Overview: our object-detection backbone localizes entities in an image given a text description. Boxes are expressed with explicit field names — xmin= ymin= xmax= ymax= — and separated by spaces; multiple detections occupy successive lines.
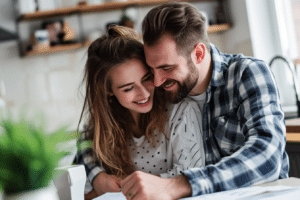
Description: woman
xmin=75 ymin=25 xmax=205 ymax=199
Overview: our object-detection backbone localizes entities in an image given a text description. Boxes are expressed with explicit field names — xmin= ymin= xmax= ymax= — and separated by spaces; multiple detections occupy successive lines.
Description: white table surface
xmin=180 ymin=177 xmax=300 ymax=200
xmin=92 ymin=178 xmax=300 ymax=200
xmin=254 ymin=177 xmax=300 ymax=187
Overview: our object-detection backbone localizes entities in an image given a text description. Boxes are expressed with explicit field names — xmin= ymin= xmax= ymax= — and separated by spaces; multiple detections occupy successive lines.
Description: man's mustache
xmin=159 ymin=79 xmax=179 ymax=89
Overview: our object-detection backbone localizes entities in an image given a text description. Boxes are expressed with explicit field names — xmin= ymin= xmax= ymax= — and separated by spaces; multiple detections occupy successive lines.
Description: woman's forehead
xmin=110 ymin=59 xmax=149 ymax=86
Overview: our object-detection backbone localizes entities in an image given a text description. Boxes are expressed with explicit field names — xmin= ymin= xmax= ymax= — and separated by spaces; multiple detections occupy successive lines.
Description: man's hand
xmin=84 ymin=190 xmax=98 ymax=200
xmin=93 ymin=172 xmax=121 ymax=196
xmin=120 ymin=171 xmax=192 ymax=200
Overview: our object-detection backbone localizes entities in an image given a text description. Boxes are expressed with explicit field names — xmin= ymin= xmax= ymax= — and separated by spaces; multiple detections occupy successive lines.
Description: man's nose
xmin=153 ymin=70 xmax=165 ymax=87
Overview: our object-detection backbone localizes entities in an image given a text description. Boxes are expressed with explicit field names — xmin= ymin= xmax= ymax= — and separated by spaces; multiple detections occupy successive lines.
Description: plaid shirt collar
xmin=209 ymin=43 xmax=229 ymax=88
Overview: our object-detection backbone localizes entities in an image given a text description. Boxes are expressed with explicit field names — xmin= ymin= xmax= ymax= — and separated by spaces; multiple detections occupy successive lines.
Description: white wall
xmin=0 ymin=0 xmax=253 ymax=131
xmin=222 ymin=0 xmax=253 ymax=56
xmin=0 ymin=40 xmax=87 ymax=132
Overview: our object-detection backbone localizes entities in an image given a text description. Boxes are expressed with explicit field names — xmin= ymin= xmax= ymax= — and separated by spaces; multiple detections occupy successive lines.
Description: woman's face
xmin=109 ymin=58 xmax=155 ymax=119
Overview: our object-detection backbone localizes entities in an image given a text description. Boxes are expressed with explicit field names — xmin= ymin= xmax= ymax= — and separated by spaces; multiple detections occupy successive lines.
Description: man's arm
xmin=183 ymin=59 xmax=289 ymax=196
xmin=85 ymin=190 xmax=98 ymax=200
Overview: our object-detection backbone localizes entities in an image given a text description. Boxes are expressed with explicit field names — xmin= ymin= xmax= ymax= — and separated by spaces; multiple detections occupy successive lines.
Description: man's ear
xmin=193 ymin=43 xmax=206 ymax=63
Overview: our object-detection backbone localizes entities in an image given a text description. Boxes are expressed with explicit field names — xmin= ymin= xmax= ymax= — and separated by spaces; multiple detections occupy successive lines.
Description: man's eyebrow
xmin=118 ymin=72 xmax=151 ymax=89
xmin=142 ymin=72 xmax=152 ymax=79
xmin=156 ymin=64 xmax=175 ymax=69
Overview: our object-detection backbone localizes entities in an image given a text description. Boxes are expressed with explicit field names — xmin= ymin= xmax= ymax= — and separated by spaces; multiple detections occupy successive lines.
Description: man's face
xmin=144 ymin=34 xmax=199 ymax=103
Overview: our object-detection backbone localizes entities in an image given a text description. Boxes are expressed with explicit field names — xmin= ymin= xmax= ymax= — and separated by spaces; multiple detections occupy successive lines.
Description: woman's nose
xmin=137 ymin=84 xmax=151 ymax=98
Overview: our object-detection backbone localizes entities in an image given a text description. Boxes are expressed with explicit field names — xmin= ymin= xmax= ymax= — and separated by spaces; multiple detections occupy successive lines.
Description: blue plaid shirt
xmin=182 ymin=44 xmax=289 ymax=196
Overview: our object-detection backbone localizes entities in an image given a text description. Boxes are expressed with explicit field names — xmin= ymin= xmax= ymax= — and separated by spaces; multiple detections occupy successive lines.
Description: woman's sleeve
xmin=160 ymin=101 xmax=205 ymax=178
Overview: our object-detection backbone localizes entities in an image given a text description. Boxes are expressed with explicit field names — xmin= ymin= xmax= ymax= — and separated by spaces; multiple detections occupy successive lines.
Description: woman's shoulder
xmin=167 ymin=97 xmax=200 ymax=123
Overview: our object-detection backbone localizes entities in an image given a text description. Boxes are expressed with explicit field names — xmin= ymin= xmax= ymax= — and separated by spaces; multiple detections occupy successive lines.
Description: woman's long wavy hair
xmin=78 ymin=26 xmax=167 ymax=178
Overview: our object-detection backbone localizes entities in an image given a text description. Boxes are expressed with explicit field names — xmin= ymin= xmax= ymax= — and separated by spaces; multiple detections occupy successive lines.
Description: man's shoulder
xmin=225 ymin=54 xmax=267 ymax=70
xmin=218 ymin=53 xmax=270 ymax=82
xmin=211 ymin=44 xmax=264 ymax=66
xmin=211 ymin=44 xmax=269 ymax=79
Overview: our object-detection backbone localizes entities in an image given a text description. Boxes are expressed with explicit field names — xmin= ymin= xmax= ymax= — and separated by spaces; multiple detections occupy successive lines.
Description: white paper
xmin=92 ymin=192 xmax=126 ymax=200
xmin=180 ymin=185 xmax=300 ymax=200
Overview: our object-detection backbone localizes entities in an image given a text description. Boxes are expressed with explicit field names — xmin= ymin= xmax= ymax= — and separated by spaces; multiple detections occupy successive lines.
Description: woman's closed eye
xmin=124 ymin=86 xmax=134 ymax=92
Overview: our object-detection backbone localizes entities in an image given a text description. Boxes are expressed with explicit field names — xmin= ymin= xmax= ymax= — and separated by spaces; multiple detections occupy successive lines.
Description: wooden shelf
xmin=79 ymin=0 xmax=213 ymax=14
xmin=22 ymin=21 xmax=230 ymax=57
xmin=17 ymin=6 xmax=79 ymax=21
xmin=207 ymin=23 xmax=231 ymax=33
xmin=17 ymin=0 xmax=230 ymax=57
xmin=22 ymin=22 xmax=230 ymax=57
xmin=24 ymin=43 xmax=83 ymax=57
xmin=18 ymin=0 xmax=216 ymax=21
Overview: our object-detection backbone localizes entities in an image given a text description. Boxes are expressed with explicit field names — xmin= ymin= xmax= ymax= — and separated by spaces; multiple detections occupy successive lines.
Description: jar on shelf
xmin=33 ymin=30 xmax=50 ymax=51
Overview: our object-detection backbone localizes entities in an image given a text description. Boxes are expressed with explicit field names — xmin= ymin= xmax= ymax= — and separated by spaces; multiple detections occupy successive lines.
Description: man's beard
xmin=162 ymin=59 xmax=199 ymax=104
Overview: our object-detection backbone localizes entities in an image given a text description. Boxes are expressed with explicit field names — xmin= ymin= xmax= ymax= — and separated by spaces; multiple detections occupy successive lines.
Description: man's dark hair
xmin=142 ymin=2 xmax=210 ymax=56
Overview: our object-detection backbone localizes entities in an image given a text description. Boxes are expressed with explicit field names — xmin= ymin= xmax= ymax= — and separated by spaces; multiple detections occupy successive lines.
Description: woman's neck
xmin=130 ymin=110 xmax=141 ymax=126
xmin=131 ymin=124 xmax=144 ymax=138
xmin=129 ymin=111 xmax=145 ymax=138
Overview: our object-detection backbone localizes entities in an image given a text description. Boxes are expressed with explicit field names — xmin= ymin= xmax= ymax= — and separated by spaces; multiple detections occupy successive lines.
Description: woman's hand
xmin=120 ymin=171 xmax=192 ymax=200
xmin=92 ymin=172 xmax=121 ymax=196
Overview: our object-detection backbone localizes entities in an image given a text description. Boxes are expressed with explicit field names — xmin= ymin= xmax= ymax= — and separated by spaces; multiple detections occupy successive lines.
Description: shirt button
xmin=206 ymin=137 xmax=208 ymax=141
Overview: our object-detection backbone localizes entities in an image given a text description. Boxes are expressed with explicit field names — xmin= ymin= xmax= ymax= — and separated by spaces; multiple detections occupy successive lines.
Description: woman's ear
xmin=193 ymin=43 xmax=206 ymax=64
xmin=108 ymin=92 xmax=114 ymax=97
xmin=108 ymin=92 xmax=114 ymax=103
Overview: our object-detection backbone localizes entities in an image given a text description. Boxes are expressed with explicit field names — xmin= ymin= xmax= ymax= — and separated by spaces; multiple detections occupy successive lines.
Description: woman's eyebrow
xmin=118 ymin=82 xmax=134 ymax=89
xmin=118 ymin=72 xmax=151 ymax=89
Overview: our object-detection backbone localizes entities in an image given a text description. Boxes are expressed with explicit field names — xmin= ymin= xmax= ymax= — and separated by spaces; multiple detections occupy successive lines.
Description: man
xmin=120 ymin=2 xmax=289 ymax=200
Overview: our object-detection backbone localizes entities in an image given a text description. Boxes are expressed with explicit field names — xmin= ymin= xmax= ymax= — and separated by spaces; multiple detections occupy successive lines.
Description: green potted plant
xmin=0 ymin=116 xmax=78 ymax=200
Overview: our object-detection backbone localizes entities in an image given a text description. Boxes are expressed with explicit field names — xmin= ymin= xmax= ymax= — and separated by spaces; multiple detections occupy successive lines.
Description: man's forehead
xmin=144 ymin=44 xmax=178 ymax=68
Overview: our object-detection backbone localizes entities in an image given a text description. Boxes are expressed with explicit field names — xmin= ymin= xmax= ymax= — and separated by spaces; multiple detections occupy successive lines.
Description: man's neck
xmin=189 ymin=54 xmax=213 ymax=96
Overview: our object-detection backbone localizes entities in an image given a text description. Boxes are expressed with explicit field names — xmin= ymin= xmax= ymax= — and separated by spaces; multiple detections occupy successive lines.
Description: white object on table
xmin=93 ymin=192 xmax=126 ymax=200
xmin=181 ymin=177 xmax=300 ymax=200
xmin=53 ymin=165 xmax=86 ymax=200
